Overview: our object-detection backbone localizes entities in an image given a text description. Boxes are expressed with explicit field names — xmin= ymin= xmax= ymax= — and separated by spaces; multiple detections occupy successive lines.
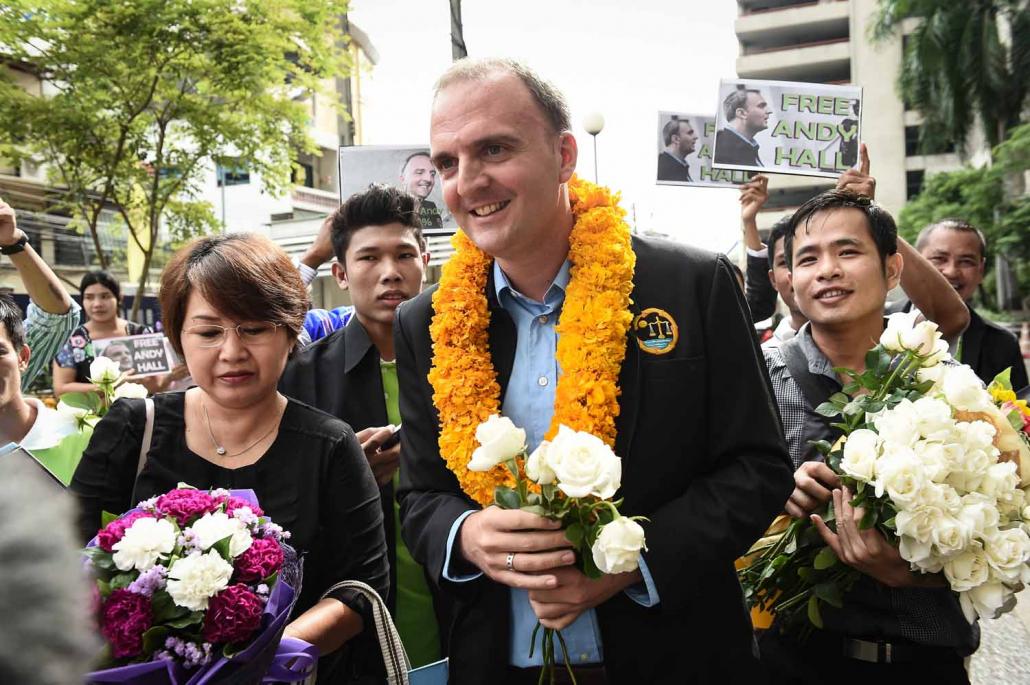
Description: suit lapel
xmin=615 ymin=299 xmax=642 ymax=461
xmin=486 ymin=267 xmax=517 ymax=402
xmin=962 ymin=308 xmax=985 ymax=369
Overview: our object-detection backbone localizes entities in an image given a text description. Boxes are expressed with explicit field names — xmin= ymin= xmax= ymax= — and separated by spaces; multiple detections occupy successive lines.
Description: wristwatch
xmin=0 ymin=232 xmax=28 ymax=256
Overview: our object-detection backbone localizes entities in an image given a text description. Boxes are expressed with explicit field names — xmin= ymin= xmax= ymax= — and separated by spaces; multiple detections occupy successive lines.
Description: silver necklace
xmin=201 ymin=398 xmax=282 ymax=457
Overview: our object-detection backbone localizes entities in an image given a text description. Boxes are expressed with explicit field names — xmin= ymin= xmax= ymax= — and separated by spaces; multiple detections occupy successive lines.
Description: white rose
xmin=901 ymin=319 xmax=942 ymax=357
xmin=56 ymin=400 xmax=89 ymax=419
xmin=89 ymin=356 xmax=122 ymax=384
xmin=911 ymin=397 xmax=954 ymax=442
xmin=930 ymin=514 xmax=972 ymax=557
xmin=982 ymin=527 xmax=1030 ymax=584
xmin=945 ymin=446 xmax=993 ymax=494
xmin=959 ymin=420 xmax=998 ymax=454
xmin=871 ymin=401 xmax=919 ymax=448
xmin=188 ymin=511 xmax=253 ymax=557
xmin=922 ymin=338 xmax=951 ymax=367
xmin=112 ymin=517 xmax=177 ymax=572
xmin=913 ymin=441 xmax=951 ymax=483
xmin=959 ymin=582 xmax=1012 ymax=622
xmin=468 ymin=415 xmax=526 ymax=472
xmin=591 ymin=517 xmax=647 ymax=574
xmin=978 ymin=461 xmax=1020 ymax=500
xmin=941 ymin=365 xmax=991 ymax=412
xmin=879 ymin=310 xmax=920 ymax=353
xmin=841 ymin=429 xmax=879 ymax=482
xmin=166 ymin=549 xmax=234 ymax=611
xmin=959 ymin=493 xmax=1002 ymax=538
xmin=874 ymin=445 xmax=926 ymax=508
xmin=917 ymin=364 xmax=947 ymax=391
xmin=114 ymin=382 xmax=149 ymax=400
xmin=525 ymin=441 xmax=556 ymax=485
xmin=943 ymin=543 xmax=991 ymax=592
xmin=547 ymin=425 xmax=622 ymax=499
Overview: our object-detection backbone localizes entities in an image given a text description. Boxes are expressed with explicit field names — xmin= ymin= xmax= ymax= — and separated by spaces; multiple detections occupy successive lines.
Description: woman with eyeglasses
xmin=71 ymin=233 xmax=389 ymax=682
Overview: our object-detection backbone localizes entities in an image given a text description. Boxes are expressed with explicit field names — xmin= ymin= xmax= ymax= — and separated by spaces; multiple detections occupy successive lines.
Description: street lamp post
xmin=582 ymin=112 xmax=605 ymax=184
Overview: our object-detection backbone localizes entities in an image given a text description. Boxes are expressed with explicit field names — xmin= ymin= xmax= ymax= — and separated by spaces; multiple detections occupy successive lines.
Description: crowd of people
xmin=0 ymin=57 xmax=1027 ymax=685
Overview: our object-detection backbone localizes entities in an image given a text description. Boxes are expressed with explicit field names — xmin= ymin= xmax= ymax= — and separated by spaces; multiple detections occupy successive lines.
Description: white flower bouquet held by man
xmin=83 ymin=487 xmax=315 ymax=684
xmin=740 ymin=314 xmax=1030 ymax=633
xmin=469 ymin=416 xmax=647 ymax=683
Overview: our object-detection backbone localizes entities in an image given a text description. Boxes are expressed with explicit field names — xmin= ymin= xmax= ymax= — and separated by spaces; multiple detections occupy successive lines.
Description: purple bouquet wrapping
xmin=84 ymin=488 xmax=318 ymax=684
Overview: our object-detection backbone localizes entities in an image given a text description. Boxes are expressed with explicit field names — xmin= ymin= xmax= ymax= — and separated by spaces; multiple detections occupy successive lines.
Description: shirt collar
xmin=795 ymin=322 xmax=839 ymax=381
xmin=21 ymin=398 xmax=78 ymax=451
xmin=493 ymin=259 xmax=572 ymax=309
xmin=661 ymin=150 xmax=689 ymax=167
xmin=725 ymin=126 xmax=759 ymax=148
xmin=343 ymin=314 xmax=378 ymax=375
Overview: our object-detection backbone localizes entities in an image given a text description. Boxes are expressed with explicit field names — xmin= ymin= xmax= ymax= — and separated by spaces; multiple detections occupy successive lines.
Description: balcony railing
xmin=743 ymin=35 xmax=849 ymax=55
xmin=291 ymin=185 xmax=340 ymax=212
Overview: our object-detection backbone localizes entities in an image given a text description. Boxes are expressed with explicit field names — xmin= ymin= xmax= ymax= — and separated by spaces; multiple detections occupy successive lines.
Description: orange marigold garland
xmin=429 ymin=176 xmax=636 ymax=507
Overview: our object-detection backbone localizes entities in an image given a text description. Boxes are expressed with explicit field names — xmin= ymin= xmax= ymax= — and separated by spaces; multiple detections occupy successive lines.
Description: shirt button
xmin=537 ymin=376 xmax=548 ymax=387
xmin=538 ymin=315 xmax=548 ymax=324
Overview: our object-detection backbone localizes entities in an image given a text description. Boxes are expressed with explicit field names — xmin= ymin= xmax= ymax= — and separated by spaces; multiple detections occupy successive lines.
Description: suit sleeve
xmin=639 ymin=255 xmax=794 ymax=612
xmin=393 ymin=301 xmax=485 ymax=598
xmin=744 ymin=251 xmax=776 ymax=322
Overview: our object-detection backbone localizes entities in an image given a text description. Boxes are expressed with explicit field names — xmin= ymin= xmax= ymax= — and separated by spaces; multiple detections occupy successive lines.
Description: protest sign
xmin=92 ymin=333 xmax=175 ymax=377
xmin=711 ymin=79 xmax=862 ymax=179
xmin=656 ymin=112 xmax=751 ymax=188
xmin=339 ymin=145 xmax=455 ymax=234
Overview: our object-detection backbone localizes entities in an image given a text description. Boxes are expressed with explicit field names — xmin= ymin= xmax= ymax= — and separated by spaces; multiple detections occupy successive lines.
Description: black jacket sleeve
xmin=745 ymin=251 xmax=776 ymax=322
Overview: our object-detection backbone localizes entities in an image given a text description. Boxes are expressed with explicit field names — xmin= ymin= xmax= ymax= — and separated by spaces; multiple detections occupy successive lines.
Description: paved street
xmin=970 ymin=589 xmax=1030 ymax=684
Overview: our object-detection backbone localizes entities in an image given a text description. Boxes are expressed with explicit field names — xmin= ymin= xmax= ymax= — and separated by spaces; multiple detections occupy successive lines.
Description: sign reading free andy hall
xmin=655 ymin=112 xmax=751 ymax=188
xmin=711 ymin=78 xmax=862 ymax=179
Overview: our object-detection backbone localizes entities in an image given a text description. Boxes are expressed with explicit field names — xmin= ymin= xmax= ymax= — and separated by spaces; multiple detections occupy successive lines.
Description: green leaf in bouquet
xmin=564 ymin=522 xmax=585 ymax=547
xmin=842 ymin=381 xmax=860 ymax=394
xmin=109 ymin=572 xmax=135 ymax=591
xmin=520 ymin=505 xmax=547 ymax=517
xmin=813 ymin=581 xmax=844 ymax=608
xmin=166 ymin=611 xmax=204 ymax=629
xmin=494 ymin=486 xmax=521 ymax=511
xmin=842 ymin=400 xmax=864 ymax=417
xmin=101 ymin=511 xmax=119 ymax=528
xmin=1007 ymin=410 xmax=1025 ymax=432
xmin=859 ymin=507 xmax=878 ymax=530
xmin=830 ymin=392 xmax=849 ymax=407
xmin=859 ymin=371 xmax=880 ymax=391
xmin=524 ymin=493 xmax=542 ymax=507
xmin=810 ymin=440 xmax=833 ymax=456
xmin=864 ymin=400 xmax=884 ymax=414
xmin=815 ymin=402 xmax=841 ymax=418
xmin=151 ymin=589 xmax=190 ymax=623
xmin=990 ymin=367 xmax=1013 ymax=391
xmin=141 ymin=626 xmax=170 ymax=655
xmin=96 ymin=578 xmax=112 ymax=597
xmin=60 ymin=391 xmax=102 ymax=414
xmin=541 ymin=483 xmax=556 ymax=504
xmin=813 ymin=546 xmax=838 ymax=570
xmin=581 ymin=548 xmax=603 ymax=579
xmin=262 ymin=570 xmax=279 ymax=587
xmin=212 ymin=535 xmax=234 ymax=562
xmin=797 ymin=566 xmax=813 ymax=582
xmin=807 ymin=595 xmax=824 ymax=629
xmin=223 ymin=641 xmax=246 ymax=659
xmin=864 ymin=348 xmax=881 ymax=374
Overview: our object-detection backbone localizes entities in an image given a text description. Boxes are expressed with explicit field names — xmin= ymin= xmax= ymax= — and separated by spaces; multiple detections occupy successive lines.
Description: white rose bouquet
xmin=469 ymin=416 xmax=647 ymax=682
xmin=58 ymin=356 xmax=148 ymax=424
xmin=740 ymin=315 xmax=1030 ymax=633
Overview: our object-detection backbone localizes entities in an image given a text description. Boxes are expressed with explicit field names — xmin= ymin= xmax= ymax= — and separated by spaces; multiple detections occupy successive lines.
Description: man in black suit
xmin=278 ymin=184 xmax=447 ymax=668
xmin=394 ymin=57 xmax=793 ymax=684
xmin=714 ymin=86 xmax=770 ymax=168
xmin=656 ymin=116 xmax=697 ymax=183
xmin=915 ymin=219 xmax=1027 ymax=389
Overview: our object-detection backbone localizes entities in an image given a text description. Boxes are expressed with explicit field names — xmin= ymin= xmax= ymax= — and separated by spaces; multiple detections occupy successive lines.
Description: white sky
xmin=349 ymin=0 xmax=745 ymax=255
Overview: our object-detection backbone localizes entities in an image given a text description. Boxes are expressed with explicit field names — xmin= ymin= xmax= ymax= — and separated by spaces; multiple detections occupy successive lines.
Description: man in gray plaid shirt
xmin=758 ymin=189 xmax=977 ymax=685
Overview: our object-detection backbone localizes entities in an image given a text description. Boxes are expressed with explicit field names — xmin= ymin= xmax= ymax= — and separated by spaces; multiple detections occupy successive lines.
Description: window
xmin=906 ymin=170 xmax=925 ymax=199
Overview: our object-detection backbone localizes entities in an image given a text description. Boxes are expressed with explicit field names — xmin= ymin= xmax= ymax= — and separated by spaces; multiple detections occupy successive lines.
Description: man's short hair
xmin=662 ymin=117 xmax=689 ymax=146
xmin=330 ymin=184 xmax=425 ymax=263
xmin=0 ymin=295 xmax=26 ymax=351
xmin=784 ymin=189 xmax=898 ymax=270
xmin=722 ymin=87 xmax=761 ymax=122
xmin=400 ymin=151 xmax=432 ymax=176
xmin=434 ymin=57 xmax=571 ymax=134
xmin=766 ymin=216 xmax=793 ymax=267
xmin=915 ymin=218 xmax=987 ymax=261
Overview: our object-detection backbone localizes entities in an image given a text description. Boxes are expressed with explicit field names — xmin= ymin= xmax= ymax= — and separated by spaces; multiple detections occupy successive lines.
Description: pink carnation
xmin=234 ymin=537 xmax=284 ymax=582
xmin=101 ymin=589 xmax=153 ymax=659
xmin=97 ymin=512 xmax=154 ymax=552
xmin=217 ymin=494 xmax=264 ymax=518
xmin=155 ymin=489 xmax=218 ymax=526
xmin=202 ymin=584 xmax=264 ymax=644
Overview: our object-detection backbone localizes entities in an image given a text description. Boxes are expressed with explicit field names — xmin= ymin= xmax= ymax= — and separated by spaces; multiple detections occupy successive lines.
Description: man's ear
xmin=331 ymin=261 xmax=349 ymax=291
xmin=886 ymin=252 xmax=903 ymax=290
xmin=768 ymin=269 xmax=776 ymax=288
xmin=18 ymin=343 xmax=30 ymax=372
xmin=557 ymin=131 xmax=578 ymax=184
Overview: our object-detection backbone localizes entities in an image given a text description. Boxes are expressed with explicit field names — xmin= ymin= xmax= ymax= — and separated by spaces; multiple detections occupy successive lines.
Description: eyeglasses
xmin=183 ymin=322 xmax=283 ymax=348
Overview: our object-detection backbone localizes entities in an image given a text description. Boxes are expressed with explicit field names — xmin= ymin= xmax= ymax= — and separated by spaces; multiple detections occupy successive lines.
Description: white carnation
xmin=188 ymin=511 xmax=253 ymax=557
xmin=841 ymin=429 xmax=879 ymax=482
xmin=468 ymin=415 xmax=526 ymax=472
xmin=166 ymin=549 xmax=234 ymax=611
xmin=913 ymin=441 xmax=951 ymax=483
xmin=112 ymin=517 xmax=177 ymax=572
xmin=89 ymin=356 xmax=122 ymax=384
xmin=591 ymin=517 xmax=647 ymax=574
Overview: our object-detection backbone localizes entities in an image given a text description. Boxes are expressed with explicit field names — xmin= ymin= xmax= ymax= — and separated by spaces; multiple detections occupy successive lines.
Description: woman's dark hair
xmin=159 ymin=233 xmax=309 ymax=356
xmin=783 ymin=189 xmax=897 ymax=271
xmin=79 ymin=270 xmax=121 ymax=299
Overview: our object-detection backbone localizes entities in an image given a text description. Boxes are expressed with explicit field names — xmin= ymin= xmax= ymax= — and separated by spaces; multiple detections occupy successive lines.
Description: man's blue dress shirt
xmin=441 ymin=260 xmax=660 ymax=667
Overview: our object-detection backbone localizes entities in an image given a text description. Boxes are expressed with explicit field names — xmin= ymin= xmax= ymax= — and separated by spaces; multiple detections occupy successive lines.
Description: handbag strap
xmin=319 ymin=580 xmax=411 ymax=684
xmin=136 ymin=397 xmax=155 ymax=477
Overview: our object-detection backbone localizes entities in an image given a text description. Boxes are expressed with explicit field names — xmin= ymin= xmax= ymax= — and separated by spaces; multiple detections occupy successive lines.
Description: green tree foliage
xmin=872 ymin=0 xmax=1030 ymax=150
xmin=897 ymin=124 xmax=1030 ymax=307
xmin=0 ymin=0 xmax=350 ymax=317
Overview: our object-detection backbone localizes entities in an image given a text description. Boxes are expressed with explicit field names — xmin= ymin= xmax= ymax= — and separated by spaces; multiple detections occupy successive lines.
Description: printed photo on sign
xmin=656 ymin=112 xmax=751 ymax=188
xmin=338 ymin=145 xmax=455 ymax=234
xmin=92 ymin=333 xmax=174 ymax=377
xmin=711 ymin=79 xmax=862 ymax=179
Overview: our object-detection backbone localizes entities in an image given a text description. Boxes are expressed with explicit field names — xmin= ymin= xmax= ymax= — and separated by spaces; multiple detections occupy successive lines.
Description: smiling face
xmin=333 ymin=222 xmax=427 ymax=329
xmin=179 ymin=290 xmax=292 ymax=411
xmin=430 ymin=71 xmax=578 ymax=263
xmin=788 ymin=208 xmax=901 ymax=329
xmin=400 ymin=154 xmax=437 ymax=200
xmin=919 ymin=227 xmax=985 ymax=303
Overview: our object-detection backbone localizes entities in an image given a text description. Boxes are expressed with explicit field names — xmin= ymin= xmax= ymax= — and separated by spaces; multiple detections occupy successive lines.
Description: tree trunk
xmin=449 ymin=0 xmax=467 ymax=60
